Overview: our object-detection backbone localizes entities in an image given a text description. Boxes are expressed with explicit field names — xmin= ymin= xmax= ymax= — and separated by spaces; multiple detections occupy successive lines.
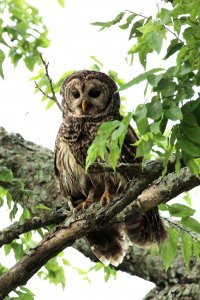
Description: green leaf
xmin=147 ymin=74 xmax=163 ymax=87
xmin=111 ymin=123 xmax=125 ymax=140
xmin=19 ymin=286 xmax=35 ymax=298
xmin=183 ymin=192 xmax=192 ymax=207
xmin=150 ymin=121 xmax=161 ymax=134
xmin=91 ymin=12 xmax=126 ymax=30
xmin=145 ymin=30 xmax=164 ymax=54
xmin=182 ymin=125 xmax=200 ymax=145
xmin=179 ymin=136 xmax=200 ymax=157
xmin=164 ymin=39 xmax=183 ymax=60
xmin=108 ymin=143 xmax=120 ymax=171
xmin=35 ymin=204 xmax=51 ymax=211
xmin=44 ymin=258 xmax=66 ymax=288
xmin=62 ymin=258 xmax=71 ymax=266
xmin=20 ymin=189 xmax=34 ymax=198
xmin=193 ymin=242 xmax=200 ymax=259
xmin=9 ymin=202 xmax=19 ymax=221
xmin=0 ymin=167 xmax=13 ymax=182
xmin=157 ymin=78 xmax=171 ymax=89
xmin=147 ymin=101 xmax=162 ymax=120
xmin=90 ymin=56 xmax=103 ymax=67
xmin=118 ymin=68 xmax=163 ymax=92
xmin=135 ymin=139 xmax=153 ymax=158
xmin=24 ymin=57 xmax=35 ymax=71
xmin=181 ymin=217 xmax=200 ymax=234
xmin=0 ymin=49 xmax=5 ymax=78
xmin=20 ymin=208 xmax=31 ymax=221
xmin=135 ymin=104 xmax=147 ymax=120
xmin=164 ymin=102 xmax=183 ymax=121
xmin=104 ymin=266 xmax=111 ymax=282
xmin=167 ymin=203 xmax=195 ymax=218
xmin=108 ymin=70 xmax=125 ymax=86
xmin=181 ymin=233 xmax=193 ymax=270
xmin=45 ymin=99 xmax=55 ymax=110
xmin=119 ymin=13 xmax=137 ymax=29
xmin=4 ymin=244 xmax=11 ymax=256
xmin=11 ymin=241 xmax=24 ymax=260
xmin=97 ymin=120 xmax=121 ymax=137
xmin=186 ymin=158 xmax=200 ymax=177
xmin=158 ymin=203 xmax=169 ymax=211
xmin=57 ymin=0 xmax=65 ymax=8
xmin=161 ymin=227 xmax=178 ymax=271
xmin=0 ymin=263 xmax=8 ymax=275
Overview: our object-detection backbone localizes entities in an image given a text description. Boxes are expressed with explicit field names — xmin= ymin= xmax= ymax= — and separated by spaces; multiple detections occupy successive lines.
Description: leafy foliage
xmin=38 ymin=257 xmax=66 ymax=289
xmin=89 ymin=2 xmax=200 ymax=176
xmin=159 ymin=197 xmax=200 ymax=269
xmin=86 ymin=113 xmax=132 ymax=171
xmin=0 ymin=0 xmax=50 ymax=75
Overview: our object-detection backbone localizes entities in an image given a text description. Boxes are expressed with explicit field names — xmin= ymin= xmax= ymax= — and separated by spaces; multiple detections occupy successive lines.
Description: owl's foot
xmin=100 ymin=190 xmax=114 ymax=207
xmin=73 ymin=190 xmax=94 ymax=213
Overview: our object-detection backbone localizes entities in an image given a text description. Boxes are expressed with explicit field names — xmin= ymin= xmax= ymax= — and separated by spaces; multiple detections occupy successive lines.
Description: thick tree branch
xmin=0 ymin=160 xmax=200 ymax=297
xmin=0 ymin=127 xmax=200 ymax=299
xmin=1 ymin=148 xmax=198 ymax=249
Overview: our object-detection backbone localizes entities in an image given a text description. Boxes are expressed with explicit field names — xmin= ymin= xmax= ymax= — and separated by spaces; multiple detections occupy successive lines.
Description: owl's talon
xmin=100 ymin=191 xmax=114 ymax=207
xmin=73 ymin=190 xmax=94 ymax=214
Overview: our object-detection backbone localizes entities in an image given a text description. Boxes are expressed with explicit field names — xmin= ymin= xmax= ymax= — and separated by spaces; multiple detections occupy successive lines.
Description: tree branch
xmin=0 ymin=208 xmax=68 ymax=247
xmin=0 ymin=127 xmax=200 ymax=298
xmin=34 ymin=54 xmax=63 ymax=113
xmin=0 ymin=161 xmax=199 ymax=297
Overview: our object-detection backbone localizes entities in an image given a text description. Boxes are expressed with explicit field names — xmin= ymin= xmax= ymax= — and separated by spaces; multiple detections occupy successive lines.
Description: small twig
xmin=124 ymin=10 xmax=183 ymax=43
xmin=163 ymin=217 xmax=200 ymax=243
xmin=34 ymin=81 xmax=53 ymax=100
xmin=34 ymin=54 xmax=63 ymax=113
xmin=163 ymin=24 xmax=183 ymax=43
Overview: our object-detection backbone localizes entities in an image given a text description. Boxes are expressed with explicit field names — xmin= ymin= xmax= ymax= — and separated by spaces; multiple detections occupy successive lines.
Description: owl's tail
xmin=86 ymin=224 xmax=128 ymax=267
xmin=125 ymin=207 xmax=167 ymax=245
xmin=86 ymin=208 xmax=166 ymax=267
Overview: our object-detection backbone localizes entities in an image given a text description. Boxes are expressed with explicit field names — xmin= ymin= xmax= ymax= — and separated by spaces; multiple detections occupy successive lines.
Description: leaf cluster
xmin=86 ymin=113 xmax=132 ymax=171
xmin=0 ymin=0 xmax=50 ymax=77
xmin=90 ymin=1 xmax=200 ymax=176
xmin=159 ymin=199 xmax=200 ymax=270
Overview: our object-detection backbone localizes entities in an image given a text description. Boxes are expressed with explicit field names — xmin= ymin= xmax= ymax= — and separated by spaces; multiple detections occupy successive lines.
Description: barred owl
xmin=54 ymin=70 xmax=166 ymax=266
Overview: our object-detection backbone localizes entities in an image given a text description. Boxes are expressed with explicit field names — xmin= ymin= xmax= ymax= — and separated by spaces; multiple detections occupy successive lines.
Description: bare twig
xmin=34 ymin=54 xmax=63 ymax=112
xmin=163 ymin=24 xmax=183 ymax=43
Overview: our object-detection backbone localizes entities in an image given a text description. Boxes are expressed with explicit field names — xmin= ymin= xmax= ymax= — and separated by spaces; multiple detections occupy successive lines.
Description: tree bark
xmin=0 ymin=127 xmax=200 ymax=299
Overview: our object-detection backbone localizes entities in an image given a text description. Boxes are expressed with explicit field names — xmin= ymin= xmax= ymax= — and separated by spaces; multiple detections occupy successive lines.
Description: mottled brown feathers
xmin=54 ymin=70 xmax=166 ymax=267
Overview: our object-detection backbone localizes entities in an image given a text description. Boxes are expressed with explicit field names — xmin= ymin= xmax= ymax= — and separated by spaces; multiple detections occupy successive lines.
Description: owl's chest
xmin=56 ymin=140 xmax=89 ymax=199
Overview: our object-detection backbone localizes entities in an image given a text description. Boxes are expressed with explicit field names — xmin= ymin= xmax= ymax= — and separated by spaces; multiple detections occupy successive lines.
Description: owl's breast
xmin=55 ymin=140 xmax=90 ymax=203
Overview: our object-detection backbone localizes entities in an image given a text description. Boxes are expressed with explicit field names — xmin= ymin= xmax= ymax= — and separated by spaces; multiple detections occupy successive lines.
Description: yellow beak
xmin=82 ymin=97 xmax=87 ymax=113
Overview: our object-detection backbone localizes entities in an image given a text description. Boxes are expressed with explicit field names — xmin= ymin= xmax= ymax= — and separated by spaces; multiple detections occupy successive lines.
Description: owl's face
xmin=63 ymin=78 xmax=110 ymax=116
xmin=61 ymin=70 xmax=120 ymax=117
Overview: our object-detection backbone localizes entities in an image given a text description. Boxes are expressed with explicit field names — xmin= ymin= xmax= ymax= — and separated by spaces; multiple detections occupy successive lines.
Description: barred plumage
xmin=54 ymin=70 xmax=166 ymax=266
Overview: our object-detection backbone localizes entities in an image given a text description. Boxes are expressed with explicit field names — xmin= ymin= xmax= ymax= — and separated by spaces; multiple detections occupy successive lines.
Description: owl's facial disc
xmin=65 ymin=78 xmax=110 ymax=116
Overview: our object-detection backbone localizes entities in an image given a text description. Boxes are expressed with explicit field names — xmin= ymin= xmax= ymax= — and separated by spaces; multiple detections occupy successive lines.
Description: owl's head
xmin=60 ymin=70 xmax=120 ymax=118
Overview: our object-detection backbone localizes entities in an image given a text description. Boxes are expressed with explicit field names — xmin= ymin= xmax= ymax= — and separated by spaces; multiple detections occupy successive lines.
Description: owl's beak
xmin=82 ymin=97 xmax=87 ymax=113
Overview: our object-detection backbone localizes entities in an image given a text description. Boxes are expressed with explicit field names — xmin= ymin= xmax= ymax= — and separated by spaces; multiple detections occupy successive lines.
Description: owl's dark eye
xmin=72 ymin=90 xmax=80 ymax=99
xmin=88 ymin=89 xmax=101 ymax=98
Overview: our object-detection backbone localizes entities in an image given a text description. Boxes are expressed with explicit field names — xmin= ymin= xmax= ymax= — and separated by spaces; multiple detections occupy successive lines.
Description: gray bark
xmin=0 ymin=127 xmax=200 ymax=299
